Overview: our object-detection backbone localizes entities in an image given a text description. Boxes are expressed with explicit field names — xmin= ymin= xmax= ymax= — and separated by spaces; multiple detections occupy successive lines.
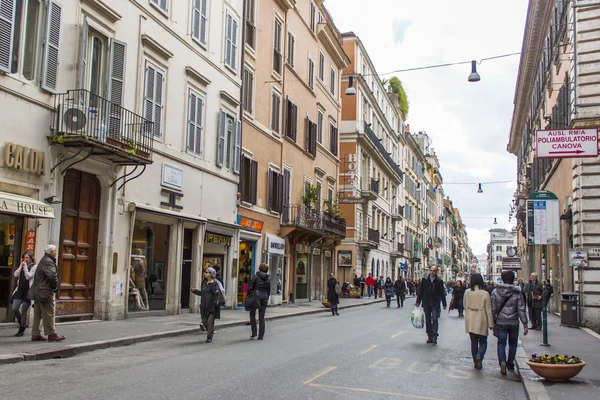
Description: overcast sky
xmin=326 ymin=0 xmax=528 ymax=254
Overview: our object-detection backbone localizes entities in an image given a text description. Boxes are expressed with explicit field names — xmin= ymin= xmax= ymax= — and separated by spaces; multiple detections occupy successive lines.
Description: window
xmin=273 ymin=18 xmax=283 ymax=75
xmin=282 ymin=168 xmax=291 ymax=222
xmin=308 ymin=57 xmax=314 ymax=90
xmin=143 ymin=62 xmax=165 ymax=138
xmin=310 ymin=3 xmax=316 ymax=32
xmin=284 ymin=97 xmax=298 ymax=141
xmin=271 ymin=91 xmax=281 ymax=133
xmin=268 ymin=169 xmax=283 ymax=213
xmin=305 ymin=117 xmax=317 ymax=157
xmin=318 ymin=51 xmax=325 ymax=81
xmin=187 ymin=89 xmax=204 ymax=155
xmin=1 ymin=0 xmax=62 ymax=92
xmin=191 ymin=0 xmax=208 ymax=45
xmin=315 ymin=177 xmax=322 ymax=210
xmin=150 ymin=0 xmax=168 ymax=15
xmin=496 ymin=256 xmax=502 ymax=262
xmin=317 ymin=109 xmax=324 ymax=143
xmin=329 ymin=122 xmax=338 ymax=156
xmin=330 ymin=67 xmax=335 ymax=95
xmin=240 ymin=156 xmax=257 ymax=204
xmin=216 ymin=109 xmax=241 ymax=173
xmin=242 ymin=68 xmax=254 ymax=114
xmin=287 ymin=30 xmax=295 ymax=68
xmin=245 ymin=0 xmax=256 ymax=49
xmin=496 ymin=246 xmax=502 ymax=251
xmin=224 ymin=12 xmax=238 ymax=71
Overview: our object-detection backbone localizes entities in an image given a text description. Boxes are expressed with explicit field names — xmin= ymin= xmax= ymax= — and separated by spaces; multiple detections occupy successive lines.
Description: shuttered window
xmin=245 ymin=0 xmax=256 ymax=49
xmin=271 ymin=91 xmax=281 ymax=134
xmin=187 ymin=90 xmax=204 ymax=155
xmin=240 ymin=156 xmax=257 ymax=204
xmin=273 ymin=18 xmax=282 ymax=75
xmin=268 ymin=169 xmax=283 ymax=213
xmin=329 ymin=124 xmax=338 ymax=156
xmin=191 ymin=0 xmax=208 ymax=45
xmin=216 ymin=109 xmax=241 ymax=173
xmin=308 ymin=57 xmax=314 ymax=90
xmin=108 ymin=40 xmax=126 ymax=138
xmin=143 ymin=62 xmax=165 ymax=138
xmin=150 ymin=0 xmax=168 ymax=14
xmin=41 ymin=0 xmax=62 ymax=92
xmin=242 ymin=68 xmax=253 ymax=114
xmin=284 ymin=97 xmax=297 ymax=141
xmin=282 ymin=168 xmax=291 ymax=223
xmin=305 ymin=117 xmax=317 ymax=157
xmin=224 ymin=12 xmax=238 ymax=71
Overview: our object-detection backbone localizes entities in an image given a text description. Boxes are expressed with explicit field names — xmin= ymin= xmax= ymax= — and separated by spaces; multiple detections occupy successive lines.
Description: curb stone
xmin=0 ymin=299 xmax=384 ymax=364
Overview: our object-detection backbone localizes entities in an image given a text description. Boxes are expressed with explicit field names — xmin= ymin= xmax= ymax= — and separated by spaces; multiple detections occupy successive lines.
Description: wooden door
xmin=57 ymin=170 xmax=100 ymax=315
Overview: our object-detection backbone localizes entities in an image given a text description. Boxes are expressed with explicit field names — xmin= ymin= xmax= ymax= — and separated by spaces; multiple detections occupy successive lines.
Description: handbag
xmin=335 ymin=282 xmax=341 ymax=296
xmin=244 ymin=290 xmax=259 ymax=311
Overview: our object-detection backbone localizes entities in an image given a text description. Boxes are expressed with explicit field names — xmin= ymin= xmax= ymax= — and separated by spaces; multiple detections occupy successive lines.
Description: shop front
xmin=237 ymin=215 xmax=263 ymax=306
xmin=203 ymin=222 xmax=239 ymax=307
xmin=0 ymin=191 xmax=54 ymax=321
xmin=265 ymin=235 xmax=285 ymax=305
xmin=295 ymin=245 xmax=310 ymax=301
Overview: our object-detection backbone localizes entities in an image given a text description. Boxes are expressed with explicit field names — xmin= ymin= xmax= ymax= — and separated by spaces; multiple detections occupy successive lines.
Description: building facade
xmin=486 ymin=229 xmax=516 ymax=283
xmin=507 ymin=0 xmax=600 ymax=328
xmin=1 ymin=0 xmax=244 ymax=321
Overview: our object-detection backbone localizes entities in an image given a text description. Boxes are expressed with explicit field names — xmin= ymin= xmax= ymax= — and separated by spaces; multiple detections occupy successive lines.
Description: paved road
xmin=0 ymin=302 xmax=526 ymax=400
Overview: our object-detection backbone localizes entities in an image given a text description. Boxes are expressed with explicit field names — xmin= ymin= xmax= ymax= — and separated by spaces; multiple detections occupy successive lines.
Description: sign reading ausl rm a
xmin=536 ymin=128 xmax=598 ymax=158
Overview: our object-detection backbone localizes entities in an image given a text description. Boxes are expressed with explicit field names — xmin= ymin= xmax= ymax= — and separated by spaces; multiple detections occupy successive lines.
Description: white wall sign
xmin=536 ymin=129 xmax=598 ymax=158
xmin=266 ymin=235 xmax=285 ymax=255
xmin=161 ymin=163 xmax=183 ymax=190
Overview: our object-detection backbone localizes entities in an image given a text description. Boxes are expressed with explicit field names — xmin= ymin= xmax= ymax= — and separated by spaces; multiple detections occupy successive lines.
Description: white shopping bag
xmin=411 ymin=306 xmax=425 ymax=329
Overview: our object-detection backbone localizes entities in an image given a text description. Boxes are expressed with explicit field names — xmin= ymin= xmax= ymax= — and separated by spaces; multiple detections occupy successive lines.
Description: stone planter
xmin=525 ymin=360 xmax=586 ymax=382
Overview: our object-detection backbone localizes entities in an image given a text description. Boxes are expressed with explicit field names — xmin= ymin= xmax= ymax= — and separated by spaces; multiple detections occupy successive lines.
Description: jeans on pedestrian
xmin=423 ymin=303 xmax=441 ymax=338
xmin=396 ymin=294 xmax=404 ymax=307
xmin=469 ymin=333 xmax=488 ymax=361
xmin=496 ymin=324 xmax=519 ymax=368
xmin=367 ymin=286 xmax=373 ymax=297
xmin=12 ymin=299 xmax=31 ymax=329
xmin=250 ymin=303 xmax=267 ymax=339
xmin=202 ymin=313 xmax=216 ymax=340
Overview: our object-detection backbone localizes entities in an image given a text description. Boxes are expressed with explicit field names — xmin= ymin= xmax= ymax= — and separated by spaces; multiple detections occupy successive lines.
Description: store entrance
xmin=180 ymin=229 xmax=193 ymax=309
xmin=238 ymin=241 xmax=255 ymax=305
xmin=0 ymin=214 xmax=23 ymax=322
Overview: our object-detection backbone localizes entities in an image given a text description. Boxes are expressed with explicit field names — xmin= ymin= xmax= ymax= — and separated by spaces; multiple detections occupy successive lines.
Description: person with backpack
xmin=464 ymin=273 xmax=494 ymax=370
xmin=384 ymin=277 xmax=394 ymax=307
xmin=247 ymin=263 xmax=270 ymax=340
xmin=491 ymin=270 xmax=529 ymax=375
xmin=327 ymin=273 xmax=340 ymax=316
xmin=191 ymin=267 xmax=221 ymax=343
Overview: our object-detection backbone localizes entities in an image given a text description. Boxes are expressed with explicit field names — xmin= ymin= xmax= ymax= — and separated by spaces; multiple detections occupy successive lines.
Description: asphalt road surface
xmin=0 ymin=301 xmax=526 ymax=400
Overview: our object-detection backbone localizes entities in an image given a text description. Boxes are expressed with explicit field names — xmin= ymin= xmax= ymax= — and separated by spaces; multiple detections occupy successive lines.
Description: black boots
xmin=14 ymin=326 xmax=25 ymax=337
xmin=331 ymin=308 xmax=335 ymax=316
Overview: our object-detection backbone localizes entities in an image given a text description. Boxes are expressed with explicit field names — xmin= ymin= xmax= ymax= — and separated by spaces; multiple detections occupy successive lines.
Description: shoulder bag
xmin=244 ymin=278 xmax=260 ymax=311
xmin=334 ymin=281 xmax=341 ymax=296
xmin=493 ymin=293 xmax=513 ymax=337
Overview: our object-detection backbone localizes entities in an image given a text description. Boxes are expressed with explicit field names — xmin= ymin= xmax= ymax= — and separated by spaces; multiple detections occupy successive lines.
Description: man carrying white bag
xmin=415 ymin=266 xmax=447 ymax=345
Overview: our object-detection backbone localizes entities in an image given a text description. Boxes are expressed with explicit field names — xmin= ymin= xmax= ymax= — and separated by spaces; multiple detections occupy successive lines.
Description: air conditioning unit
xmin=56 ymin=104 xmax=101 ymax=136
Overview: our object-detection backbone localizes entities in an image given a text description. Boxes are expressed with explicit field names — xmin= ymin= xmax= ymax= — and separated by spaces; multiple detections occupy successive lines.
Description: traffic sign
xmin=535 ymin=128 xmax=598 ymax=158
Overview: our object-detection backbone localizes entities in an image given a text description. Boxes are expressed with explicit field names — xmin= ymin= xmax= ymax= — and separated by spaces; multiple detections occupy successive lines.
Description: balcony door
xmin=57 ymin=170 xmax=100 ymax=316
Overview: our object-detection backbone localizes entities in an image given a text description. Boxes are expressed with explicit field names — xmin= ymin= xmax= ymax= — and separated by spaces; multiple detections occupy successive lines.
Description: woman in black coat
xmin=327 ymin=273 xmax=340 ymax=316
xmin=191 ymin=267 xmax=221 ymax=343
xmin=452 ymin=280 xmax=466 ymax=317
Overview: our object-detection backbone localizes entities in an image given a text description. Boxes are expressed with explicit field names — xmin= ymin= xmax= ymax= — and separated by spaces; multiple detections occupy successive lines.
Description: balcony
xmin=281 ymin=205 xmax=346 ymax=240
xmin=391 ymin=242 xmax=404 ymax=257
xmin=358 ymin=228 xmax=379 ymax=250
xmin=363 ymin=122 xmax=404 ymax=179
xmin=322 ymin=212 xmax=347 ymax=239
xmin=391 ymin=205 xmax=404 ymax=221
xmin=361 ymin=177 xmax=379 ymax=200
xmin=51 ymin=90 xmax=153 ymax=166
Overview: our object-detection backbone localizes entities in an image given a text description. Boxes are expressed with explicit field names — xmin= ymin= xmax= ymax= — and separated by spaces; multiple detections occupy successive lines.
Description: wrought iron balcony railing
xmin=282 ymin=205 xmax=346 ymax=239
xmin=364 ymin=122 xmax=403 ymax=179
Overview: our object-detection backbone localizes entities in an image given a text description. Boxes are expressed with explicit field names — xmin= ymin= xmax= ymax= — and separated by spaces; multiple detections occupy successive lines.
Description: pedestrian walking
xmin=415 ymin=266 xmax=447 ymax=345
xmin=407 ymin=280 xmax=413 ymax=296
xmin=373 ymin=276 xmax=380 ymax=299
xmin=384 ymin=277 xmax=394 ymax=307
xmin=365 ymin=273 xmax=374 ymax=298
xmin=11 ymin=251 xmax=37 ymax=337
xmin=30 ymin=245 xmax=65 ymax=342
xmin=464 ymin=273 xmax=494 ymax=370
xmin=191 ymin=267 xmax=221 ymax=343
xmin=451 ymin=280 xmax=466 ymax=317
xmin=543 ymin=279 xmax=553 ymax=305
xmin=491 ymin=270 xmax=529 ymax=375
xmin=248 ymin=263 xmax=270 ymax=340
xmin=485 ymin=281 xmax=495 ymax=296
xmin=394 ymin=276 xmax=406 ymax=308
xmin=359 ymin=275 xmax=366 ymax=297
xmin=524 ymin=272 xmax=542 ymax=330
xmin=327 ymin=273 xmax=340 ymax=316
xmin=378 ymin=276 xmax=384 ymax=298
xmin=353 ymin=274 xmax=361 ymax=298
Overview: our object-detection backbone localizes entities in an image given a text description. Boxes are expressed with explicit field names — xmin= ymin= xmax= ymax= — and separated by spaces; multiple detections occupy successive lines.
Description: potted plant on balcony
xmin=526 ymin=354 xmax=586 ymax=382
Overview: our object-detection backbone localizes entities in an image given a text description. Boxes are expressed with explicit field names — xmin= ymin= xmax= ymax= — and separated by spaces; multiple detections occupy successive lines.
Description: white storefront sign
xmin=535 ymin=129 xmax=598 ymax=158
xmin=266 ymin=235 xmax=285 ymax=255
xmin=0 ymin=191 xmax=54 ymax=219
xmin=161 ymin=163 xmax=184 ymax=190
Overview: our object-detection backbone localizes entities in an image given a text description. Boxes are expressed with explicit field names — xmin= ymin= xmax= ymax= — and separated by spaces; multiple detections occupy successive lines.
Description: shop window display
xmin=0 ymin=215 xmax=23 ymax=321
xmin=130 ymin=221 xmax=169 ymax=312
xmin=237 ymin=242 xmax=254 ymax=304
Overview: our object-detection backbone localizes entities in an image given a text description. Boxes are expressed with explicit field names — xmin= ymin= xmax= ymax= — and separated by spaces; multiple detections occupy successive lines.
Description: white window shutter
xmin=195 ymin=96 xmax=203 ymax=154
xmin=42 ymin=0 xmax=62 ymax=93
xmin=78 ymin=17 xmax=88 ymax=90
xmin=154 ymin=68 xmax=164 ymax=138
xmin=216 ymin=110 xmax=226 ymax=167
xmin=144 ymin=65 xmax=155 ymax=135
xmin=200 ymin=0 xmax=207 ymax=44
xmin=108 ymin=39 xmax=126 ymax=138
xmin=187 ymin=92 xmax=196 ymax=152
xmin=231 ymin=18 xmax=238 ymax=69
xmin=191 ymin=0 xmax=200 ymax=41
xmin=160 ymin=0 xmax=168 ymax=12
xmin=233 ymin=120 xmax=241 ymax=174
xmin=0 ymin=0 xmax=17 ymax=73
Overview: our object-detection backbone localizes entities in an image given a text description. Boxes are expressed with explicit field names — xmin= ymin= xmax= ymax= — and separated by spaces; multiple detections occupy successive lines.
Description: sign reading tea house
xmin=0 ymin=192 xmax=55 ymax=219
xmin=3 ymin=143 xmax=45 ymax=175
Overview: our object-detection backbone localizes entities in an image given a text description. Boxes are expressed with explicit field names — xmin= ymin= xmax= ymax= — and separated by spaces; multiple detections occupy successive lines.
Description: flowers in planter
xmin=529 ymin=354 xmax=582 ymax=364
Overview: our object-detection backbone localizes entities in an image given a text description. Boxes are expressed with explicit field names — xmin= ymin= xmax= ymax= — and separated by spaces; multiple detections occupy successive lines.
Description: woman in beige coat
xmin=464 ymin=273 xmax=494 ymax=370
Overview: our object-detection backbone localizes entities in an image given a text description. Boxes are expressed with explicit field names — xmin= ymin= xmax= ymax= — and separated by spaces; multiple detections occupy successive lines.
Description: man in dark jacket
xmin=394 ymin=276 xmax=406 ymax=308
xmin=248 ymin=263 xmax=271 ymax=340
xmin=30 ymin=245 xmax=65 ymax=342
xmin=491 ymin=271 xmax=529 ymax=375
xmin=524 ymin=272 xmax=543 ymax=330
xmin=415 ymin=266 xmax=447 ymax=345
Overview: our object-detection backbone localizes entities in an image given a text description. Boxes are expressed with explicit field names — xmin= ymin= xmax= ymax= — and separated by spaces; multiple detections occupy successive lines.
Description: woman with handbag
xmin=327 ymin=273 xmax=340 ymax=316
xmin=464 ymin=273 xmax=494 ymax=370
xmin=191 ymin=267 xmax=221 ymax=343
xmin=248 ymin=263 xmax=270 ymax=340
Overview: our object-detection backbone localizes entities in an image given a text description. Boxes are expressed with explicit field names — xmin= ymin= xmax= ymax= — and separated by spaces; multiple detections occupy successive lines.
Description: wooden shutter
xmin=216 ymin=110 xmax=226 ymax=167
xmin=291 ymin=103 xmax=298 ymax=141
xmin=42 ymin=0 xmax=62 ymax=93
xmin=234 ymin=120 xmax=241 ymax=174
xmin=108 ymin=39 xmax=126 ymax=138
xmin=305 ymin=117 xmax=310 ymax=152
xmin=78 ymin=17 xmax=88 ymax=90
xmin=330 ymin=126 xmax=338 ymax=156
xmin=310 ymin=121 xmax=317 ymax=156
xmin=282 ymin=169 xmax=291 ymax=222
xmin=0 ymin=0 xmax=17 ymax=73
xmin=250 ymin=160 xmax=258 ymax=204
xmin=285 ymin=98 xmax=292 ymax=139
xmin=276 ymin=173 xmax=283 ymax=213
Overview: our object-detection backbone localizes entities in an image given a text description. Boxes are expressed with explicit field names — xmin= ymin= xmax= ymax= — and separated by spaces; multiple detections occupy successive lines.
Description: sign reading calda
xmin=3 ymin=143 xmax=45 ymax=175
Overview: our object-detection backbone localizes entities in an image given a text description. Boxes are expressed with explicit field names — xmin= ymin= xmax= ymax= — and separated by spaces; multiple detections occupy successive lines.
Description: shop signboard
xmin=526 ymin=191 xmax=560 ymax=245
xmin=324 ymin=250 xmax=332 ymax=258
xmin=502 ymin=257 xmax=521 ymax=270
xmin=400 ymin=262 xmax=408 ymax=270
xmin=568 ymin=249 xmax=588 ymax=268
xmin=312 ymin=248 xmax=321 ymax=256
xmin=3 ymin=142 xmax=45 ymax=175
xmin=204 ymin=232 xmax=232 ymax=246
xmin=535 ymin=128 xmax=598 ymax=158
xmin=25 ymin=230 xmax=36 ymax=252
xmin=0 ymin=192 xmax=54 ymax=219
xmin=237 ymin=215 xmax=263 ymax=232
xmin=266 ymin=235 xmax=285 ymax=255
xmin=339 ymin=154 xmax=361 ymax=204
xmin=338 ymin=250 xmax=352 ymax=267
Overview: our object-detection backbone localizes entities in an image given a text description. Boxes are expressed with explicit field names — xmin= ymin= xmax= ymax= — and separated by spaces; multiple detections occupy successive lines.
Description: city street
xmin=0 ymin=302 xmax=525 ymax=400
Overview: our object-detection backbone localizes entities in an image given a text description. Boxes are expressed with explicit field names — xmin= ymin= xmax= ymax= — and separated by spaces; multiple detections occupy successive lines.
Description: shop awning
xmin=0 ymin=191 xmax=55 ymax=219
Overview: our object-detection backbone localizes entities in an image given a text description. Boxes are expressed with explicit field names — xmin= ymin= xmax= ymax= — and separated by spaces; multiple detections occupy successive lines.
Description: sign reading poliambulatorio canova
xmin=535 ymin=129 xmax=598 ymax=158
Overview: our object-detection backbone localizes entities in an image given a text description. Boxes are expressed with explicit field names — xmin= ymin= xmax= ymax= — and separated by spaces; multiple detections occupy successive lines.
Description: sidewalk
xmin=516 ymin=313 xmax=600 ymax=400
xmin=0 ymin=297 xmax=384 ymax=364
